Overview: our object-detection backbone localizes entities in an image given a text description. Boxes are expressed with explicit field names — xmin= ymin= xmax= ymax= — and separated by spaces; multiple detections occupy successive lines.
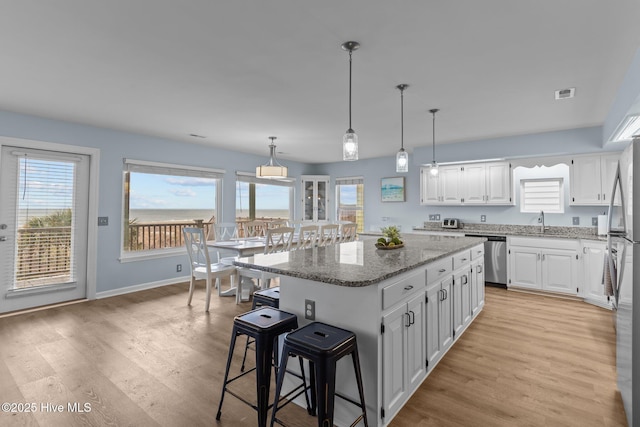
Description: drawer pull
xmin=438 ymin=268 xmax=446 ymax=273
xmin=404 ymin=285 xmax=414 ymax=291
xmin=461 ymin=258 xmax=467 ymax=261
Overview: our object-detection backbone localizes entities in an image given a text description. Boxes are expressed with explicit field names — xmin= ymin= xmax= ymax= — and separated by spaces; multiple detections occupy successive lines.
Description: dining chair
xmin=295 ymin=224 xmax=318 ymax=250
xmin=287 ymin=219 xmax=303 ymax=233
xmin=267 ymin=219 xmax=288 ymax=229
xmin=318 ymin=223 xmax=339 ymax=246
xmin=213 ymin=222 xmax=239 ymax=241
xmin=183 ymin=227 xmax=237 ymax=312
xmin=340 ymin=222 xmax=358 ymax=243
xmin=236 ymin=227 xmax=294 ymax=303
xmin=243 ymin=220 xmax=266 ymax=238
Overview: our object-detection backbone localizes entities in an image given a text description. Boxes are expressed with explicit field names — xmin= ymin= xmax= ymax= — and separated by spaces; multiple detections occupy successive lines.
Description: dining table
xmin=206 ymin=237 xmax=271 ymax=301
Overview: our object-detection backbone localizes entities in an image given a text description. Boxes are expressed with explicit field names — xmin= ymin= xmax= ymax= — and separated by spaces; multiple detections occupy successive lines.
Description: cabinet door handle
xmin=477 ymin=265 xmax=483 ymax=273
xmin=598 ymin=194 xmax=601 ymax=200
xmin=583 ymin=247 xmax=587 ymax=254
xmin=537 ymin=253 xmax=541 ymax=260
xmin=409 ymin=310 xmax=415 ymax=325
xmin=462 ymin=275 xmax=468 ymax=285
xmin=603 ymin=194 xmax=606 ymax=201
xmin=405 ymin=312 xmax=411 ymax=327
xmin=439 ymin=290 xmax=444 ymax=301
xmin=404 ymin=285 xmax=414 ymax=291
xmin=542 ymin=254 xmax=546 ymax=261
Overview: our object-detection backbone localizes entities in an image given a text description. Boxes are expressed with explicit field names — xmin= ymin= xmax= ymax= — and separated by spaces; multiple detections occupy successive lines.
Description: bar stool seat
xmin=270 ymin=322 xmax=369 ymax=427
xmin=240 ymin=287 xmax=281 ymax=372
xmin=216 ymin=307 xmax=303 ymax=427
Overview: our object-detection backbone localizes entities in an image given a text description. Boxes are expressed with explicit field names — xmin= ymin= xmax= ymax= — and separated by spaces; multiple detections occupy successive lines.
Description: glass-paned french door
xmin=0 ymin=146 xmax=89 ymax=313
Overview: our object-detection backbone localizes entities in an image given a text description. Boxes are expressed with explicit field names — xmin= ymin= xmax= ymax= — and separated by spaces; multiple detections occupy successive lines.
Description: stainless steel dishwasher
xmin=465 ymin=234 xmax=507 ymax=285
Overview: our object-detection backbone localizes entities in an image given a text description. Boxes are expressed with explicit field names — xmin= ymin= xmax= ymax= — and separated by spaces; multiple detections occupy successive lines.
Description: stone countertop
xmin=412 ymin=223 xmax=607 ymax=241
xmin=233 ymin=234 xmax=486 ymax=288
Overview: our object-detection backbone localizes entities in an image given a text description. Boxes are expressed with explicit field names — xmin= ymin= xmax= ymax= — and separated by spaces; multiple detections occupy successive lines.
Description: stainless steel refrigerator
xmin=608 ymin=136 xmax=640 ymax=426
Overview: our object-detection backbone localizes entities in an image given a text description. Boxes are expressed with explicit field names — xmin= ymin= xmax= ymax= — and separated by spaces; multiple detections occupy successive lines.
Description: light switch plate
xmin=98 ymin=216 xmax=108 ymax=226
xmin=592 ymin=217 xmax=598 ymax=226
xmin=572 ymin=216 xmax=580 ymax=225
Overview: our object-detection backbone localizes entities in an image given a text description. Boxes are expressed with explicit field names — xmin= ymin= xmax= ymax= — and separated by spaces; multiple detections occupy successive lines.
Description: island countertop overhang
xmin=233 ymin=234 xmax=486 ymax=287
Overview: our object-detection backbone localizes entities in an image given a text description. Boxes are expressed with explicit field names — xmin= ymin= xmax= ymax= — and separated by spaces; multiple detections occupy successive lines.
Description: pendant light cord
xmin=400 ymin=88 xmax=404 ymax=150
xmin=432 ymin=110 xmax=436 ymax=161
xmin=348 ymin=49 xmax=353 ymax=130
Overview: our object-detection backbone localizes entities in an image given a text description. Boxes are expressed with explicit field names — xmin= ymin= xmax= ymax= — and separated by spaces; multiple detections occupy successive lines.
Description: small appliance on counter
xmin=441 ymin=218 xmax=461 ymax=229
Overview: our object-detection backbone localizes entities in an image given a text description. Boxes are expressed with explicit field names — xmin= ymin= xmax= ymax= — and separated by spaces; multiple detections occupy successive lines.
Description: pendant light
xmin=342 ymin=41 xmax=360 ymax=161
xmin=256 ymin=136 xmax=288 ymax=178
xmin=396 ymin=84 xmax=409 ymax=173
xmin=429 ymin=108 xmax=440 ymax=176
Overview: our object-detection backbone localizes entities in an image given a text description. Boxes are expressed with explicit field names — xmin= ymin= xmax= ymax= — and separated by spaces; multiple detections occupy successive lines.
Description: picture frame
xmin=381 ymin=176 xmax=406 ymax=202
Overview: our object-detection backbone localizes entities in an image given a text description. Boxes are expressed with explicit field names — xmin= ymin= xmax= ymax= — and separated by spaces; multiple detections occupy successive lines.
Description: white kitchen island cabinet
xmin=234 ymin=234 xmax=485 ymax=426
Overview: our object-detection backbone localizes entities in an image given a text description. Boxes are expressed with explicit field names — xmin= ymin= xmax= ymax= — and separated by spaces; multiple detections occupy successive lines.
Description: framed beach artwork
xmin=381 ymin=176 xmax=405 ymax=202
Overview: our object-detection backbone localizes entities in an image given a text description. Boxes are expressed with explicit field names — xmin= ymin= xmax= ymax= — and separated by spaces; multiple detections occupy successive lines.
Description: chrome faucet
xmin=538 ymin=210 xmax=548 ymax=233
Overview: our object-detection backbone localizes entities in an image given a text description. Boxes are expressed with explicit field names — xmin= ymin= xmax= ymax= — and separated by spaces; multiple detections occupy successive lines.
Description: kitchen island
xmin=234 ymin=233 xmax=486 ymax=426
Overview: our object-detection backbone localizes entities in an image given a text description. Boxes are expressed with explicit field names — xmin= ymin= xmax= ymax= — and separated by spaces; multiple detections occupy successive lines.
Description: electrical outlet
xmin=97 ymin=216 xmax=108 ymax=226
xmin=480 ymin=215 xmax=486 ymax=222
xmin=428 ymin=214 xmax=435 ymax=221
xmin=572 ymin=217 xmax=580 ymax=225
xmin=305 ymin=299 xmax=315 ymax=320
xmin=435 ymin=214 xmax=441 ymax=220
xmin=592 ymin=217 xmax=598 ymax=226
xmin=176 ymin=264 xmax=182 ymax=272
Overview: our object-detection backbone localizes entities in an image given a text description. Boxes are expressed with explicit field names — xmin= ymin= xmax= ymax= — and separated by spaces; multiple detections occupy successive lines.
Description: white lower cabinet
xmin=426 ymin=276 xmax=452 ymax=369
xmin=507 ymin=237 xmax=579 ymax=296
xmin=452 ymin=267 xmax=472 ymax=338
xmin=381 ymin=272 xmax=426 ymax=419
xmin=581 ymin=240 xmax=610 ymax=308
xmin=471 ymin=258 xmax=485 ymax=316
xmin=381 ymin=244 xmax=484 ymax=424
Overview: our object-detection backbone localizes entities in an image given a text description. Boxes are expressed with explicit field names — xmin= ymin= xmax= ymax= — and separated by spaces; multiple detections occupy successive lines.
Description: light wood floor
xmin=0 ymin=282 xmax=628 ymax=427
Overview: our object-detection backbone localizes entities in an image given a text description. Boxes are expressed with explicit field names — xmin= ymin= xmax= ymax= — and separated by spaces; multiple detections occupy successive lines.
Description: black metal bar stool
xmin=216 ymin=307 xmax=307 ymax=427
xmin=241 ymin=287 xmax=281 ymax=371
xmin=270 ymin=321 xmax=369 ymax=427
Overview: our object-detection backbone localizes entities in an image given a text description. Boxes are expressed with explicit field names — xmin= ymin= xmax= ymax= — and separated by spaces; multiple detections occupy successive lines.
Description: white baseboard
xmin=96 ymin=276 xmax=190 ymax=299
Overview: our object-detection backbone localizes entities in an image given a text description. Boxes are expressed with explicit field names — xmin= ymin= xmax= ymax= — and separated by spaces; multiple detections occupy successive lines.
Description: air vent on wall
xmin=555 ymin=87 xmax=575 ymax=100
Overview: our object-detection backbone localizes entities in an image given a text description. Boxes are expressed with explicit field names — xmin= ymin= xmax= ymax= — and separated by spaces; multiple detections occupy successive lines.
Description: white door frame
xmin=0 ymin=136 xmax=99 ymax=301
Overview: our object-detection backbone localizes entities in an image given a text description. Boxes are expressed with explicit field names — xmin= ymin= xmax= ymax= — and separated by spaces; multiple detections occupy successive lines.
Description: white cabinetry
xmin=570 ymin=153 xmax=621 ymax=206
xmin=420 ymin=165 xmax=462 ymax=204
xmin=301 ymin=175 xmax=329 ymax=222
xmin=507 ymin=237 xmax=579 ymax=296
xmin=381 ymin=270 xmax=426 ymax=419
xmin=581 ymin=240 xmax=610 ymax=308
xmin=421 ymin=162 xmax=512 ymax=206
xmin=463 ymin=162 xmax=512 ymax=205
xmin=471 ymin=245 xmax=485 ymax=316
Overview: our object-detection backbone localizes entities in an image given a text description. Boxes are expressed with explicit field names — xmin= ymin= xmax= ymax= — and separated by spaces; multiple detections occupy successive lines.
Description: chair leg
xmin=205 ymin=277 xmax=213 ymax=312
xmin=315 ymin=360 xmax=336 ymax=427
xmin=187 ymin=275 xmax=195 ymax=306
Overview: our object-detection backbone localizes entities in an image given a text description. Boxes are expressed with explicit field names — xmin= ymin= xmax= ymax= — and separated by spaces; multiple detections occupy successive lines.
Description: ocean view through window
xmin=122 ymin=160 xmax=223 ymax=254
xmin=236 ymin=172 xmax=293 ymax=236
xmin=336 ymin=176 xmax=364 ymax=232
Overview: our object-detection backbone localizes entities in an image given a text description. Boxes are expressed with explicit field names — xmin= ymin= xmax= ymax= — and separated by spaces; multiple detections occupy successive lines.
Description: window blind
xmin=124 ymin=158 xmax=225 ymax=179
xmin=520 ymin=178 xmax=563 ymax=213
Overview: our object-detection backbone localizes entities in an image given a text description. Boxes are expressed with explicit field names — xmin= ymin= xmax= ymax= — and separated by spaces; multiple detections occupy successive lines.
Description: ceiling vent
xmin=554 ymin=87 xmax=575 ymax=100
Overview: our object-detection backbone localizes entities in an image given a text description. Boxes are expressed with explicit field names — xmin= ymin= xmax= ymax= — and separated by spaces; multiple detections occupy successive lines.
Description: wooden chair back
xmin=264 ymin=227 xmax=295 ymax=254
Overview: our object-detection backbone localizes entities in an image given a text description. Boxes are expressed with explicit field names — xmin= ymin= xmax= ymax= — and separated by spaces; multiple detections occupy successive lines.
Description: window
xmin=336 ymin=176 xmax=364 ymax=232
xmin=236 ymin=172 xmax=294 ymax=233
xmin=520 ymin=178 xmax=564 ymax=213
xmin=122 ymin=159 xmax=223 ymax=255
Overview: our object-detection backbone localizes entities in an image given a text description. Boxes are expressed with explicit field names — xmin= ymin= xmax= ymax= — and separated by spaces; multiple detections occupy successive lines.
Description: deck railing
xmin=16 ymin=226 xmax=72 ymax=285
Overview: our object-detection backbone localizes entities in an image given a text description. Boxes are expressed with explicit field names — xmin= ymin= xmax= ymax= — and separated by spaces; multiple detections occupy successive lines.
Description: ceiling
xmin=1 ymin=1 xmax=639 ymax=164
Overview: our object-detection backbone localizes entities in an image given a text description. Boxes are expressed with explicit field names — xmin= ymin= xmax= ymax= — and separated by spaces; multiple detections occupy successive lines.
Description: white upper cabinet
xmin=570 ymin=153 xmax=621 ymax=205
xmin=421 ymin=161 xmax=512 ymax=206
